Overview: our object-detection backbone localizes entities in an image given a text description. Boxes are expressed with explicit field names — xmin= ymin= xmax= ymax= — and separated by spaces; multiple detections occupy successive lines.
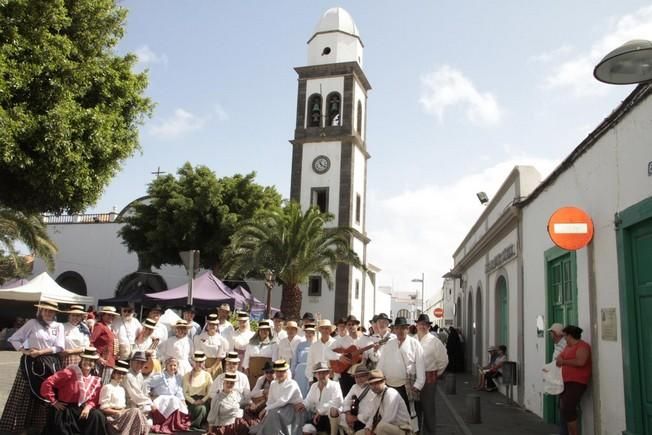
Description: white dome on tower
xmin=307 ymin=7 xmax=364 ymax=66
xmin=313 ymin=7 xmax=360 ymax=39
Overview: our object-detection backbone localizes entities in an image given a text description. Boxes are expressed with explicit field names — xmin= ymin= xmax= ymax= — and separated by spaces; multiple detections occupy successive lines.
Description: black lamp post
xmin=264 ymin=269 xmax=275 ymax=319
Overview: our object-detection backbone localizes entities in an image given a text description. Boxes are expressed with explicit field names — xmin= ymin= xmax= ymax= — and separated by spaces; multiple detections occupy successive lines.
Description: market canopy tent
xmin=232 ymin=285 xmax=279 ymax=318
xmin=144 ymin=271 xmax=236 ymax=308
xmin=0 ymin=272 xmax=94 ymax=305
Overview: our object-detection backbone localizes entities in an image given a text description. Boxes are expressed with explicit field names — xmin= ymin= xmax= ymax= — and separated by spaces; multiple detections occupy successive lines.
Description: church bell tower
xmin=289 ymin=8 xmax=371 ymax=320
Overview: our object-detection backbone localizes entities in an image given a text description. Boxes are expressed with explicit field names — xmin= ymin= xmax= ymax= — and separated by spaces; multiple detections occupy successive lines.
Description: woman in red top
xmin=556 ymin=325 xmax=591 ymax=435
xmin=40 ymin=347 xmax=109 ymax=435
xmin=91 ymin=306 xmax=120 ymax=384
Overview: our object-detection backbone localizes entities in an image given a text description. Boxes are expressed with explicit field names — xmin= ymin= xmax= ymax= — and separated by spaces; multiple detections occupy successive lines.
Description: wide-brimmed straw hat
xmin=99 ymin=306 xmax=119 ymax=316
xmin=66 ymin=305 xmax=86 ymax=315
xmin=224 ymin=372 xmax=238 ymax=382
xmin=174 ymin=320 xmax=192 ymax=328
xmin=285 ymin=321 xmax=299 ymax=330
xmin=34 ymin=300 xmax=59 ymax=311
xmin=318 ymin=319 xmax=336 ymax=332
xmin=131 ymin=351 xmax=147 ymax=362
xmin=273 ymin=359 xmax=290 ymax=371
xmin=257 ymin=320 xmax=271 ymax=329
xmin=193 ymin=351 xmax=207 ymax=362
xmin=114 ymin=360 xmax=130 ymax=373
xmin=236 ymin=311 xmax=249 ymax=321
xmin=80 ymin=347 xmax=100 ymax=360
xmin=207 ymin=313 xmax=219 ymax=324
xmin=350 ymin=363 xmax=370 ymax=376
xmin=303 ymin=323 xmax=316 ymax=332
xmin=218 ymin=304 xmax=231 ymax=312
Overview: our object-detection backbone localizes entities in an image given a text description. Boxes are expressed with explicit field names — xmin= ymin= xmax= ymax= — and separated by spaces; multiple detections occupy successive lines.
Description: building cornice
xmin=295 ymin=62 xmax=372 ymax=91
xmin=289 ymin=134 xmax=371 ymax=159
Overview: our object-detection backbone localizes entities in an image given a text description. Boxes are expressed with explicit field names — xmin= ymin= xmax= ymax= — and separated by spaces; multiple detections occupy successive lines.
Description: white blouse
xmin=193 ymin=332 xmax=228 ymax=358
xmin=242 ymin=339 xmax=278 ymax=370
xmin=266 ymin=378 xmax=303 ymax=411
xmin=231 ymin=329 xmax=255 ymax=352
xmin=100 ymin=381 xmax=127 ymax=410
xmin=64 ymin=322 xmax=90 ymax=350
xmin=304 ymin=379 xmax=343 ymax=415
xmin=9 ymin=319 xmax=65 ymax=353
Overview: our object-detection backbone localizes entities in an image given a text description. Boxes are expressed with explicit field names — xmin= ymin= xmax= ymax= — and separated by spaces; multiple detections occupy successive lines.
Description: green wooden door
xmin=497 ymin=276 xmax=508 ymax=345
xmin=627 ymin=219 xmax=652 ymax=433
xmin=544 ymin=248 xmax=577 ymax=425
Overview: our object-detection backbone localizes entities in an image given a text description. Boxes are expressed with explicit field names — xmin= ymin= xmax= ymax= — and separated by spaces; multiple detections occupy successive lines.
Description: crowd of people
xmin=0 ymin=301 xmax=455 ymax=434
xmin=0 ymin=299 xmax=592 ymax=435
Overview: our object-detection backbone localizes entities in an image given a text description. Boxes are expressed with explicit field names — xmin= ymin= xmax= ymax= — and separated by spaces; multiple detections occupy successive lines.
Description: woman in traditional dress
xmin=206 ymin=372 xmax=250 ymax=435
xmin=40 ymin=347 xmax=109 ymax=435
xmin=183 ymin=351 xmax=213 ymax=431
xmin=133 ymin=318 xmax=161 ymax=377
xmin=61 ymin=304 xmax=91 ymax=367
xmin=291 ymin=323 xmax=316 ymax=397
xmin=92 ymin=306 xmax=120 ymax=384
xmin=147 ymin=357 xmax=191 ymax=433
xmin=230 ymin=312 xmax=254 ymax=370
xmin=242 ymin=320 xmax=278 ymax=384
xmin=193 ymin=313 xmax=228 ymax=378
xmin=100 ymin=359 xmax=149 ymax=435
xmin=158 ymin=320 xmax=193 ymax=376
xmin=0 ymin=299 xmax=64 ymax=433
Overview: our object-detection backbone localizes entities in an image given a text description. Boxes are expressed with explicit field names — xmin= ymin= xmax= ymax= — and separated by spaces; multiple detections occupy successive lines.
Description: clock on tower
xmin=289 ymin=7 xmax=371 ymax=321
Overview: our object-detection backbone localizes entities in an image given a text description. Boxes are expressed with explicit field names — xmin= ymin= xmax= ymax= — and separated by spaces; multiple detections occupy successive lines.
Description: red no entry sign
xmin=547 ymin=206 xmax=594 ymax=251
xmin=433 ymin=308 xmax=444 ymax=318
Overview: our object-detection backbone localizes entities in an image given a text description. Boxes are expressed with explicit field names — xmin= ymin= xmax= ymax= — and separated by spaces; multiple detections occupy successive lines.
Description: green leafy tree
xmin=0 ymin=0 xmax=153 ymax=214
xmin=0 ymin=207 xmax=57 ymax=283
xmin=223 ymin=202 xmax=362 ymax=321
xmin=119 ymin=163 xmax=282 ymax=273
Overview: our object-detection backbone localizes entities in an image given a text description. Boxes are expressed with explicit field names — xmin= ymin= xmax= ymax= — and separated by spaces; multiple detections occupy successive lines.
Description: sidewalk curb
xmin=437 ymin=385 xmax=473 ymax=435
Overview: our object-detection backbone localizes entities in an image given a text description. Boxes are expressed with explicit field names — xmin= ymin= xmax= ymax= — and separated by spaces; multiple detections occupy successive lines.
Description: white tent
xmin=0 ymin=272 xmax=94 ymax=305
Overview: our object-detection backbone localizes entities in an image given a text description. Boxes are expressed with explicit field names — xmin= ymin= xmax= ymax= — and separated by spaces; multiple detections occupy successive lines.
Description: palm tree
xmin=0 ymin=207 xmax=57 ymax=282
xmin=223 ymin=201 xmax=361 ymax=320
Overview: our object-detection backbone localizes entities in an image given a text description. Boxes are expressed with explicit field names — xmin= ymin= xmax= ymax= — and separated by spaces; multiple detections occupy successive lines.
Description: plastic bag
xmin=542 ymin=361 xmax=564 ymax=395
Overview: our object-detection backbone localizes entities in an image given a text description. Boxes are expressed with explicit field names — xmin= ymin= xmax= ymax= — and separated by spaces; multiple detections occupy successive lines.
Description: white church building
xmin=30 ymin=8 xmax=386 ymax=324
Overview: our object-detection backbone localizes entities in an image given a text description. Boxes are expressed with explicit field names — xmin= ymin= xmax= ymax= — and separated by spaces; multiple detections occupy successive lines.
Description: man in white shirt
xmin=277 ymin=321 xmax=304 ymax=368
xmin=271 ymin=312 xmax=287 ymax=341
xmin=415 ymin=314 xmax=448 ymax=433
xmin=216 ymin=304 xmax=234 ymax=349
xmin=250 ymin=359 xmax=305 ymax=434
xmin=376 ymin=317 xmax=424 ymax=414
xmin=113 ymin=305 xmax=142 ymax=360
xmin=122 ymin=351 xmax=153 ymax=413
xmin=368 ymin=313 xmax=395 ymax=368
xmin=337 ymin=364 xmax=375 ymax=434
xmin=181 ymin=305 xmax=201 ymax=340
xmin=306 ymin=320 xmax=348 ymax=381
xmin=359 ymin=369 xmax=411 ymax=435
xmin=302 ymin=362 xmax=343 ymax=434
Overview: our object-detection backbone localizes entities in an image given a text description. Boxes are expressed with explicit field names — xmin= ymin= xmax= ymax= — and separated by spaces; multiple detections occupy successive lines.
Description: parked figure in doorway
xmin=445 ymin=327 xmax=465 ymax=372
xmin=556 ymin=326 xmax=591 ymax=435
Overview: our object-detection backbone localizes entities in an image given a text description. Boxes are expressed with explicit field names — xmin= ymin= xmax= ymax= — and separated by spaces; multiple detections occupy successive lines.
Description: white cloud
xmin=149 ymin=108 xmax=206 ymax=139
xmin=367 ymin=156 xmax=559 ymax=302
xmin=134 ymin=45 xmax=168 ymax=68
xmin=543 ymin=5 xmax=652 ymax=96
xmin=420 ymin=65 xmax=503 ymax=126
xmin=529 ymin=45 xmax=574 ymax=63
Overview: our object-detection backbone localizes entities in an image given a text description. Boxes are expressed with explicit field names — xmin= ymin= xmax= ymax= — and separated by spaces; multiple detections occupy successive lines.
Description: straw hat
xmin=66 ymin=305 xmax=86 ymax=315
xmin=224 ymin=372 xmax=238 ymax=382
xmin=236 ymin=311 xmax=249 ymax=321
xmin=34 ymin=300 xmax=59 ymax=311
xmin=174 ymin=320 xmax=192 ymax=328
xmin=206 ymin=313 xmax=219 ymax=324
xmin=272 ymin=359 xmax=290 ymax=371
xmin=218 ymin=303 xmax=231 ymax=312
xmin=193 ymin=351 xmax=207 ymax=362
xmin=257 ymin=320 xmax=271 ymax=329
xmin=303 ymin=323 xmax=316 ymax=332
xmin=367 ymin=369 xmax=386 ymax=384
xmin=142 ymin=318 xmax=157 ymax=330
xmin=312 ymin=361 xmax=330 ymax=373
xmin=114 ymin=360 xmax=130 ymax=373
xmin=318 ymin=319 xmax=336 ymax=332
xmin=131 ymin=351 xmax=147 ymax=362
xmin=285 ymin=321 xmax=299 ymax=330
xmin=225 ymin=352 xmax=240 ymax=363
xmin=99 ymin=306 xmax=119 ymax=316
xmin=350 ymin=363 xmax=370 ymax=376
xmin=80 ymin=347 xmax=100 ymax=360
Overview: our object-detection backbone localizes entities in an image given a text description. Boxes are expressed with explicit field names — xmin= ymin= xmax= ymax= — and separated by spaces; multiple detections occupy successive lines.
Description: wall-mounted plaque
xmin=601 ymin=308 xmax=617 ymax=341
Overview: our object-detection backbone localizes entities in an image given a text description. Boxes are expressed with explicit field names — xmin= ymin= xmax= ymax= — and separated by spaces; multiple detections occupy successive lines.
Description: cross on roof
xmin=151 ymin=166 xmax=166 ymax=178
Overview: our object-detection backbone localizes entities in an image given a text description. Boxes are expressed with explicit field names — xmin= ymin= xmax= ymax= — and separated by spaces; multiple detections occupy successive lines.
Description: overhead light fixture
xmin=476 ymin=191 xmax=489 ymax=205
xmin=594 ymin=39 xmax=652 ymax=85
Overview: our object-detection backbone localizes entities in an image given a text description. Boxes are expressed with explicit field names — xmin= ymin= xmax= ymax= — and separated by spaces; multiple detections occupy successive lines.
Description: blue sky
xmin=91 ymin=1 xmax=652 ymax=301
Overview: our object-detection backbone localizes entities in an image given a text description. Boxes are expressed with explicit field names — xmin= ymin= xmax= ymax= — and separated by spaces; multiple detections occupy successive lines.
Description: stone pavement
xmin=437 ymin=371 xmax=560 ymax=435
xmin=0 ymin=351 xmax=20 ymax=413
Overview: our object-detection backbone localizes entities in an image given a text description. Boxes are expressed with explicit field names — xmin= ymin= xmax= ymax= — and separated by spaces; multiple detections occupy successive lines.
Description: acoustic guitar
xmin=330 ymin=336 xmax=390 ymax=374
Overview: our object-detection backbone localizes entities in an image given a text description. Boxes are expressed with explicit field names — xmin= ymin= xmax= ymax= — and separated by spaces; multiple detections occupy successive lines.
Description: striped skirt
xmin=60 ymin=352 xmax=81 ymax=367
xmin=106 ymin=408 xmax=149 ymax=435
xmin=0 ymin=363 xmax=47 ymax=432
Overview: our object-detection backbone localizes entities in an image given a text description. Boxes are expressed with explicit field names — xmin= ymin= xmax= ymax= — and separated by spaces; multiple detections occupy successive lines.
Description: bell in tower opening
xmin=327 ymin=92 xmax=341 ymax=126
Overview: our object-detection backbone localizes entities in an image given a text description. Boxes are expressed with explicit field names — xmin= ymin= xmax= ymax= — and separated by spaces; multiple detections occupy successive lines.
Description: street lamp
xmin=412 ymin=273 xmax=424 ymax=315
xmin=594 ymin=39 xmax=652 ymax=84
xmin=264 ymin=269 xmax=275 ymax=319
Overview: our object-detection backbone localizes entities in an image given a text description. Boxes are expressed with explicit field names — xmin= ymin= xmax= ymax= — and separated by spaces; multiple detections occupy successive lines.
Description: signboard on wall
xmin=601 ymin=307 xmax=618 ymax=341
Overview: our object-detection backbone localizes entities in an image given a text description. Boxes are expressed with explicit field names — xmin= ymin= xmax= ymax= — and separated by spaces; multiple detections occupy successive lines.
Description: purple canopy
xmin=233 ymin=285 xmax=279 ymax=317
xmin=145 ymin=272 xmax=235 ymax=308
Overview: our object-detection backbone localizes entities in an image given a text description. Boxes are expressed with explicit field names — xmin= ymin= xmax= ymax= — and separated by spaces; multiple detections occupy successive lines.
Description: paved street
xmin=0 ymin=351 xmax=20 ymax=413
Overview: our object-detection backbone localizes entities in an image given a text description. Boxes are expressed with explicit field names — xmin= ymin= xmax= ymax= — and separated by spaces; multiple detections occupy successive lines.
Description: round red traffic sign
xmin=547 ymin=206 xmax=594 ymax=251
xmin=433 ymin=308 xmax=444 ymax=318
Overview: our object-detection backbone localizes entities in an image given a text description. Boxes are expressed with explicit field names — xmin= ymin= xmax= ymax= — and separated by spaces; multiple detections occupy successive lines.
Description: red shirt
xmin=560 ymin=339 xmax=592 ymax=384
xmin=91 ymin=321 xmax=116 ymax=367
xmin=40 ymin=367 xmax=102 ymax=408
